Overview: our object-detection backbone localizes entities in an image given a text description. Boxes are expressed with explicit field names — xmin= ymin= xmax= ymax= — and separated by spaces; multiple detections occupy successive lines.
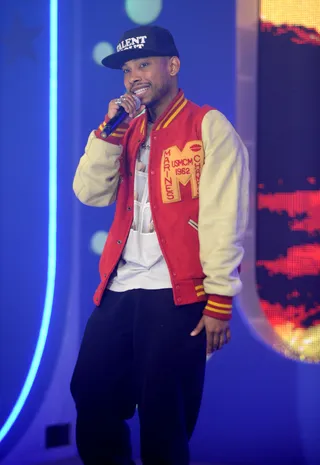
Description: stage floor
xmin=40 ymin=458 xmax=217 ymax=465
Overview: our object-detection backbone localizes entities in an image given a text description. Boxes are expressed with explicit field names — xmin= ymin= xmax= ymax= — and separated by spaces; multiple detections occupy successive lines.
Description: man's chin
xmin=141 ymin=96 xmax=151 ymax=106
xmin=143 ymin=96 xmax=157 ymax=109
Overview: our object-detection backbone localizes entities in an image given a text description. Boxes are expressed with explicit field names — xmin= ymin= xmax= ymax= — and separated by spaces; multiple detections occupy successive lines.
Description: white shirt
xmin=108 ymin=123 xmax=172 ymax=291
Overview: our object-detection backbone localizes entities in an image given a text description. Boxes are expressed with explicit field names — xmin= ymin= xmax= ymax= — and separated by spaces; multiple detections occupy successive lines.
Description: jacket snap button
xmin=117 ymin=240 xmax=122 ymax=244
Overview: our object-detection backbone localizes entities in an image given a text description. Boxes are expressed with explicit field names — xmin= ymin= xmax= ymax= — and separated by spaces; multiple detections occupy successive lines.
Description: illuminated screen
xmin=257 ymin=0 xmax=320 ymax=362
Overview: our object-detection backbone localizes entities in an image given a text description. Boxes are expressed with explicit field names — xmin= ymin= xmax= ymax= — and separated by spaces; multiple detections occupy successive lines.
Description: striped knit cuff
xmin=95 ymin=116 xmax=129 ymax=145
xmin=203 ymin=295 xmax=233 ymax=320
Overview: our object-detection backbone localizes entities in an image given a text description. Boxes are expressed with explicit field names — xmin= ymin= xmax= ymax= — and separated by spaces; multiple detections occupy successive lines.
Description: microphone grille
xmin=132 ymin=94 xmax=141 ymax=111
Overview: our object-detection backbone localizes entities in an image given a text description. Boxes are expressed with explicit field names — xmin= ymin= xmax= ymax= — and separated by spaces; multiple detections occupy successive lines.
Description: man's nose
xmin=129 ymin=73 xmax=142 ymax=85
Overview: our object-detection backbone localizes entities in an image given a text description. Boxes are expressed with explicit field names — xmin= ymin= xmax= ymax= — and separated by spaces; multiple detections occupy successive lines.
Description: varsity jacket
xmin=73 ymin=90 xmax=249 ymax=320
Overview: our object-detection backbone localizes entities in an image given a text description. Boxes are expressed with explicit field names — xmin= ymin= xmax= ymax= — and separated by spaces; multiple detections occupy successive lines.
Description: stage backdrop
xmin=0 ymin=0 xmax=320 ymax=464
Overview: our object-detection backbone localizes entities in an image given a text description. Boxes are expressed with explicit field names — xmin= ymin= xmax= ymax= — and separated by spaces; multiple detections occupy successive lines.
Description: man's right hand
xmin=108 ymin=94 xmax=145 ymax=122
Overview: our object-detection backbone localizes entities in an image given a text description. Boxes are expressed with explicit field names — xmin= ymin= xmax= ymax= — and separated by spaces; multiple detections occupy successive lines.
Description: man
xmin=71 ymin=25 xmax=249 ymax=465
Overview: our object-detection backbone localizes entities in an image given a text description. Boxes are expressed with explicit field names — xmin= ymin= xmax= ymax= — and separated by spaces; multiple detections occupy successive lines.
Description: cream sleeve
xmin=199 ymin=109 xmax=250 ymax=298
xmin=73 ymin=131 xmax=123 ymax=207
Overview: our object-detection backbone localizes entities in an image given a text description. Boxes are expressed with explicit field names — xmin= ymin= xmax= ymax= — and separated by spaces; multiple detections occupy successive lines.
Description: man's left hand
xmin=191 ymin=316 xmax=231 ymax=354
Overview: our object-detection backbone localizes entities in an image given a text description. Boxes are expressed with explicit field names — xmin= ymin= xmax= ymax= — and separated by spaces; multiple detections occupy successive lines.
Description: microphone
xmin=102 ymin=94 xmax=141 ymax=138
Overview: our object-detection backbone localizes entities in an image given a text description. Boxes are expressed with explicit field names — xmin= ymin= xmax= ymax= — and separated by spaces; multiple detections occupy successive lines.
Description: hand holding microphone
xmin=102 ymin=94 xmax=145 ymax=138
xmin=108 ymin=94 xmax=141 ymax=120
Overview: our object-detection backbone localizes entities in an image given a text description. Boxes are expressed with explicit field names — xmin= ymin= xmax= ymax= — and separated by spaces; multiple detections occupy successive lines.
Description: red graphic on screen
xmin=287 ymin=290 xmax=300 ymax=299
xmin=257 ymin=244 xmax=320 ymax=278
xmin=261 ymin=21 xmax=320 ymax=47
xmin=258 ymin=190 xmax=320 ymax=235
xmin=260 ymin=299 xmax=318 ymax=327
xmin=257 ymin=13 xmax=320 ymax=361
xmin=260 ymin=299 xmax=320 ymax=329
xmin=257 ymin=188 xmax=320 ymax=353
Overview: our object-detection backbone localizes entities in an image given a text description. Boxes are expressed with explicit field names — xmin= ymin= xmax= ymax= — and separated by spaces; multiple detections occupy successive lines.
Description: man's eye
xmin=140 ymin=62 xmax=149 ymax=68
xmin=123 ymin=69 xmax=129 ymax=74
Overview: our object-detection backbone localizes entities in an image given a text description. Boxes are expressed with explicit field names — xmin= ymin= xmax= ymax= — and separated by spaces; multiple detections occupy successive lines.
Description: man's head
xmin=102 ymin=26 xmax=180 ymax=108
xmin=121 ymin=56 xmax=180 ymax=108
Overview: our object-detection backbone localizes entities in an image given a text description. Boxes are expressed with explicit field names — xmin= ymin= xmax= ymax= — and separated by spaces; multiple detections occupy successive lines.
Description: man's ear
xmin=169 ymin=56 xmax=180 ymax=76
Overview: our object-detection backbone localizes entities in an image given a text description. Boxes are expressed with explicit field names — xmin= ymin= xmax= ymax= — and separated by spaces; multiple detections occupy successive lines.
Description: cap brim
xmin=101 ymin=48 xmax=179 ymax=69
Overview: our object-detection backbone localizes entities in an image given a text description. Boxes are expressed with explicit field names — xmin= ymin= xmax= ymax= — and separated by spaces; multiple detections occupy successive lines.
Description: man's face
xmin=122 ymin=56 xmax=177 ymax=107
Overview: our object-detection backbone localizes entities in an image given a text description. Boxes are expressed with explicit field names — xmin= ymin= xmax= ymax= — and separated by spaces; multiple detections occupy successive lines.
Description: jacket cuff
xmin=203 ymin=295 xmax=233 ymax=320
xmin=95 ymin=115 xmax=129 ymax=145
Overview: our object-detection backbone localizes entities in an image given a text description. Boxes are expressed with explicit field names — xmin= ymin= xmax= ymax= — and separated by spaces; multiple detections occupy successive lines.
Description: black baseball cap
xmin=102 ymin=25 xmax=179 ymax=69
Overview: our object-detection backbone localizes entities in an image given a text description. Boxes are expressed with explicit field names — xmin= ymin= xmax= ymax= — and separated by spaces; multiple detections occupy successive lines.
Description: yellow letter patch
xmin=161 ymin=141 xmax=204 ymax=203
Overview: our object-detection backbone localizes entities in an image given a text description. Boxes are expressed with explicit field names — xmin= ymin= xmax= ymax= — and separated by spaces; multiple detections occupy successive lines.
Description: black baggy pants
xmin=71 ymin=289 xmax=207 ymax=465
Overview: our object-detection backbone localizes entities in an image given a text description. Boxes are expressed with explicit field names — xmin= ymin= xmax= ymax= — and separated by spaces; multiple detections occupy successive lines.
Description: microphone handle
xmin=103 ymin=107 xmax=128 ymax=137
xmin=101 ymin=94 xmax=140 ymax=138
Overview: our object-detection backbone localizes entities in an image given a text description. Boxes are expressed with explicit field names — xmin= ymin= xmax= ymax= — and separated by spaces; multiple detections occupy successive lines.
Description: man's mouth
xmin=133 ymin=86 xmax=150 ymax=97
